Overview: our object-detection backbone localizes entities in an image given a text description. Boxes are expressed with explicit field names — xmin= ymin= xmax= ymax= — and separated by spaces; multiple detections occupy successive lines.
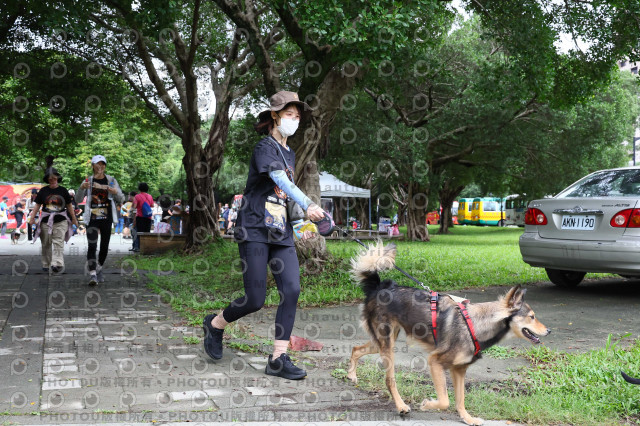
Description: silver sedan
xmin=519 ymin=166 xmax=640 ymax=287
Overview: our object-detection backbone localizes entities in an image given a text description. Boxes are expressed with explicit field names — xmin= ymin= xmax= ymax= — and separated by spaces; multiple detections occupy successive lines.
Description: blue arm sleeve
xmin=269 ymin=170 xmax=314 ymax=210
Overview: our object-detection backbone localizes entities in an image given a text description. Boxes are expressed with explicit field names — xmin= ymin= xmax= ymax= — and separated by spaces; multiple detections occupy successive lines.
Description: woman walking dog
xmin=202 ymin=91 xmax=325 ymax=380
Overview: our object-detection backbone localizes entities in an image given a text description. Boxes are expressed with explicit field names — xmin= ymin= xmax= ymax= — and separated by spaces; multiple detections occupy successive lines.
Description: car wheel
xmin=545 ymin=268 xmax=586 ymax=287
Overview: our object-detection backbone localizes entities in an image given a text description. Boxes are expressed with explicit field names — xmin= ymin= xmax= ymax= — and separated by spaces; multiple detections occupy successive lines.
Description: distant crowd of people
xmin=0 ymin=155 xmax=186 ymax=284
xmin=218 ymin=202 xmax=238 ymax=234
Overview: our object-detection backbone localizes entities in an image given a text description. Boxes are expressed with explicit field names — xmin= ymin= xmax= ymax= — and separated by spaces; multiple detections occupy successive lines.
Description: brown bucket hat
xmin=257 ymin=91 xmax=311 ymax=122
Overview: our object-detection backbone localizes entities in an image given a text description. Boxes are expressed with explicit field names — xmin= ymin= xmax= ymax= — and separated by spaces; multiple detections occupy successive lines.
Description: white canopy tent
xmin=319 ymin=172 xmax=371 ymax=230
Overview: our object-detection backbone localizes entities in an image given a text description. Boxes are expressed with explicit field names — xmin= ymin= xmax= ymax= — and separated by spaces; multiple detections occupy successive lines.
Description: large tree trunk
xmin=389 ymin=183 xmax=408 ymax=226
xmin=290 ymin=66 xmax=365 ymax=203
xmin=182 ymin=127 xmax=220 ymax=250
xmin=355 ymin=198 xmax=369 ymax=229
xmin=181 ymin=80 xmax=233 ymax=251
xmin=294 ymin=234 xmax=328 ymax=274
xmin=276 ymin=66 xmax=365 ymax=258
xmin=397 ymin=202 xmax=407 ymax=226
xmin=406 ymin=182 xmax=430 ymax=241
xmin=437 ymin=180 xmax=463 ymax=234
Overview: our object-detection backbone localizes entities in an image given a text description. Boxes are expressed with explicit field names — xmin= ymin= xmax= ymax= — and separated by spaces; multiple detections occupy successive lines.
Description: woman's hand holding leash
xmin=306 ymin=203 xmax=324 ymax=222
xmin=297 ymin=204 xmax=325 ymax=240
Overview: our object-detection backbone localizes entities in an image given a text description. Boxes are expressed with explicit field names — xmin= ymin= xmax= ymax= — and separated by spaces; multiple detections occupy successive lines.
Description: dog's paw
xmin=396 ymin=403 xmax=411 ymax=415
xmin=462 ymin=415 xmax=484 ymax=425
xmin=420 ymin=398 xmax=448 ymax=411
xmin=346 ymin=372 xmax=358 ymax=384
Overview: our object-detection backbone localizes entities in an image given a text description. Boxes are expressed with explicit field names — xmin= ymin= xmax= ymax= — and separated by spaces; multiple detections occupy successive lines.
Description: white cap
xmin=91 ymin=155 xmax=107 ymax=164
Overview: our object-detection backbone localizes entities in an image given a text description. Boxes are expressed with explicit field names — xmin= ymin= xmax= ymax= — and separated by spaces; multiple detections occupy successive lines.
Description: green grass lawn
xmin=130 ymin=225 xmax=612 ymax=325
xmin=334 ymin=336 xmax=640 ymax=425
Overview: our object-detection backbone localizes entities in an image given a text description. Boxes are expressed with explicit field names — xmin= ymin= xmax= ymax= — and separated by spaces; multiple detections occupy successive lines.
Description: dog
xmin=621 ymin=371 xmax=640 ymax=384
xmin=347 ymin=242 xmax=550 ymax=425
xmin=11 ymin=230 xmax=20 ymax=244
xmin=77 ymin=225 xmax=86 ymax=236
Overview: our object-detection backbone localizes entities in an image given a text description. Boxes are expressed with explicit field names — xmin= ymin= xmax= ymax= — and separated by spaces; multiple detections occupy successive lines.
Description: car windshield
xmin=556 ymin=169 xmax=640 ymax=198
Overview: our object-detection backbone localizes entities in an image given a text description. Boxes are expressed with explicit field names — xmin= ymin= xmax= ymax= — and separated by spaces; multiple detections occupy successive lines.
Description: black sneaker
xmin=202 ymin=314 xmax=224 ymax=360
xmin=265 ymin=353 xmax=307 ymax=380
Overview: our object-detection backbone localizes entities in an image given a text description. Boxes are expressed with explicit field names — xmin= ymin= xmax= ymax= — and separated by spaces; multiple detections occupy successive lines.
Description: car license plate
xmin=561 ymin=215 xmax=595 ymax=230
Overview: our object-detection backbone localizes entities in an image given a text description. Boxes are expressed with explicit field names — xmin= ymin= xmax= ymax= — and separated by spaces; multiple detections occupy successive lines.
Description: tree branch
xmin=212 ymin=0 xmax=281 ymax=94
xmin=106 ymin=2 xmax=188 ymax=126
xmin=432 ymin=141 xmax=476 ymax=167
xmin=187 ymin=0 xmax=202 ymax=67
xmin=428 ymin=125 xmax=477 ymax=150
xmin=232 ymin=51 xmax=302 ymax=98
xmin=121 ymin=73 xmax=184 ymax=137
xmin=270 ymin=1 xmax=330 ymax=61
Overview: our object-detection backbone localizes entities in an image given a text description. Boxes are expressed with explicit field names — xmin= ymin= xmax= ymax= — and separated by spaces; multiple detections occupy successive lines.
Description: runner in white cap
xmin=75 ymin=155 xmax=125 ymax=285
xmin=91 ymin=154 xmax=107 ymax=164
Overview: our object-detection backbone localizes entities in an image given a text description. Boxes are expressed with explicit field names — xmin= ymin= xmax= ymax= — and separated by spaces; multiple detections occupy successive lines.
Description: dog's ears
xmin=504 ymin=286 xmax=527 ymax=312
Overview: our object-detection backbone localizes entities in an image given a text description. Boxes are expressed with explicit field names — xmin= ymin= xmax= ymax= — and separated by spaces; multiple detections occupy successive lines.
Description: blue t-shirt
xmin=234 ymin=136 xmax=296 ymax=246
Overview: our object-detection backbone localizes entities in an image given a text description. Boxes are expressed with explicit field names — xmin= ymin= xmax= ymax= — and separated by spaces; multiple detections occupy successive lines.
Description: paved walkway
xmin=3 ymin=235 xmax=608 ymax=426
xmin=0 ymin=232 xmax=135 ymax=257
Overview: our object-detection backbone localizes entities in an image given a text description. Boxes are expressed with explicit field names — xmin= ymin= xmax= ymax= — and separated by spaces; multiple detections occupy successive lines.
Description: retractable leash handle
xmin=311 ymin=212 xmax=431 ymax=292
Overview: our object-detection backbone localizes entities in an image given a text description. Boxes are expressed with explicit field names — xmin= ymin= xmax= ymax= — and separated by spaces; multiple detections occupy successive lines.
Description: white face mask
xmin=277 ymin=117 xmax=299 ymax=138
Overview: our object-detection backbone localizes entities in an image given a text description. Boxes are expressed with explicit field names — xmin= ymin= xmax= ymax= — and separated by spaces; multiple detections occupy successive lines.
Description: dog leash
xmin=313 ymin=214 xmax=484 ymax=351
xmin=338 ymin=223 xmax=480 ymax=353
xmin=316 ymin=216 xmax=433 ymax=292
xmin=322 ymin=219 xmax=441 ymax=345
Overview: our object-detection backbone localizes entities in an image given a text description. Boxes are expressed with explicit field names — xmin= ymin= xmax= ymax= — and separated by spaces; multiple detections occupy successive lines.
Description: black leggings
xmin=87 ymin=219 xmax=112 ymax=271
xmin=222 ymin=241 xmax=300 ymax=341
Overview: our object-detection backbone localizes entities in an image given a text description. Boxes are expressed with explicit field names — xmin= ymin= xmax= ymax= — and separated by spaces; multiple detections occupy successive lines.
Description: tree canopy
xmin=1 ymin=0 xmax=639 ymax=245
xmin=324 ymin=16 xmax=640 ymax=239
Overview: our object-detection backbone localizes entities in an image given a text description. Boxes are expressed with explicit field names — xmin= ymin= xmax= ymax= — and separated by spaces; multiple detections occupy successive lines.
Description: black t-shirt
xmin=235 ymin=136 xmax=296 ymax=246
xmin=13 ymin=202 xmax=24 ymax=221
xmin=35 ymin=186 xmax=72 ymax=223
xmin=90 ymin=177 xmax=112 ymax=222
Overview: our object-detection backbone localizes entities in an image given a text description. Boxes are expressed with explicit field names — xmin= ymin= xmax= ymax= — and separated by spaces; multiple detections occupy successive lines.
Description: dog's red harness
xmin=430 ymin=291 xmax=439 ymax=344
xmin=430 ymin=293 xmax=481 ymax=356
xmin=457 ymin=301 xmax=482 ymax=356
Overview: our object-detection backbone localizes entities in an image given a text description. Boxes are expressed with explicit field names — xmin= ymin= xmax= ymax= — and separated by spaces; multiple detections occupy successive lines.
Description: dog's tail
xmin=350 ymin=241 xmax=397 ymax=297
xmin=621 ymin=371 xmax=640 ymax=385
